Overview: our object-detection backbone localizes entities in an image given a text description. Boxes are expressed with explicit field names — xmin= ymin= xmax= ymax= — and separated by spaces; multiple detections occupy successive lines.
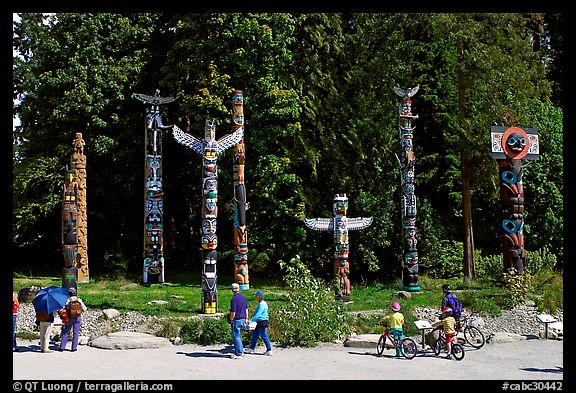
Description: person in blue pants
xmin=58 ymin=287 xmax=87 ymax=352
xmin=244 ymin=291 xmax=273 ymax=356
xmin=228 ymin=283 xmax=248 ymax=359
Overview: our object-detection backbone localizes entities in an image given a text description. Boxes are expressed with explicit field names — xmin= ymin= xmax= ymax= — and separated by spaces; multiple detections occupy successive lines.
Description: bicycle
xmin=458 ymin=313 xmax=485 ymax=349
xmin=376 ymin=328 xmax=418 ymax=359
xmin=433 ymin=332 xmax=465 ymax=361
xmin=430 ymin=312 xmax=485 ymax=349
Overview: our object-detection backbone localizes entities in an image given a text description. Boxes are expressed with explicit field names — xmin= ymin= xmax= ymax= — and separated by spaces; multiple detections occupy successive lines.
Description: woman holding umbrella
xmin=36 ymin=309 xmax=55 ymax=353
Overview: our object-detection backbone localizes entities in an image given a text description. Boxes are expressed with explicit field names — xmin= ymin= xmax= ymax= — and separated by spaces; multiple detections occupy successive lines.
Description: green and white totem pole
xmin=304 ymin=194 xmax=373 ymax=301
xmin=133 ymin=89 xmax=177 ymax=285
xmin=170 ymin=97 xmax=244 ymax=313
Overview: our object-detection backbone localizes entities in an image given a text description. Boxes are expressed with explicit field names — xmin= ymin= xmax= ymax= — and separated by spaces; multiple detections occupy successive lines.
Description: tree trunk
xmin=460 ymin=153 xmax=476 ymax=280
xmin=458 ymin=38 xmax=476 ymax=281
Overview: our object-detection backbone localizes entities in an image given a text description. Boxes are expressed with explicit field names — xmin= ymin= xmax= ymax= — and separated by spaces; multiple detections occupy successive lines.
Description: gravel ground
xmin=15 ymin=299 xmax=562 ymax=342
xmin=13 ymin=336 xmax=563 ymax=381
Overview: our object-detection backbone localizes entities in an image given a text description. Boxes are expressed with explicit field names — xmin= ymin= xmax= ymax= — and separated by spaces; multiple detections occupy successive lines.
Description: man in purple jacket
xmin=228 ymin=283 xmax=248 ymax=359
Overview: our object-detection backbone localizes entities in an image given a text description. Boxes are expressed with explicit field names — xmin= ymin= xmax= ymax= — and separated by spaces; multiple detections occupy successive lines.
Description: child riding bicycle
xmin=432 ymin=307 xmax=457 ymax=359
xmin=379 ymin=301 xmax=404 ymax=357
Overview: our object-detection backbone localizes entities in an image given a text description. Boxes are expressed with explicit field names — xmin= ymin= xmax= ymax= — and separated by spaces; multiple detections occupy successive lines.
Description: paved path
xmin=12 ymin=337 xmax=563 ymax=382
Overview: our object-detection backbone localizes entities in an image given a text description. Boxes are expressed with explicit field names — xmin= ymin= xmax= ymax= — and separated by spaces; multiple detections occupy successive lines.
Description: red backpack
xmin=67 ymin=299 xmax=83 ymax=317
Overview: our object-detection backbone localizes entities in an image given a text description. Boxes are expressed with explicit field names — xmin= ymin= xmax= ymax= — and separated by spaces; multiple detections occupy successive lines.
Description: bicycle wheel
xmin=464 ymin=326 xmax=485 ymax=349
xmin=451 ymin=343 xmax=465 ymax=360
xmin=433 ymin=336 xmax=444 ymax=356
xmin=376 ymin=335 xmax=387 ymax=356
xmin=400 ymin=338 xmax=418 ymax=359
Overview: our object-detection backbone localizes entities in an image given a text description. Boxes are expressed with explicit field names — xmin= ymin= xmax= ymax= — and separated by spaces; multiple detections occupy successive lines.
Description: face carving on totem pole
xmin=203 ymin=251 xmax=217 ymax=279
xmin=202 ymin=219 xmax=217 ymax=234
xmin=333 ymin=195 xmax=348 ymax=216
xmin=506 ymin=132 xmax=526 ymax=153
xmin=202 ymin=233 xmax=218 ymax=250
xmin=501 ymin=126 xmax=530 ymax=159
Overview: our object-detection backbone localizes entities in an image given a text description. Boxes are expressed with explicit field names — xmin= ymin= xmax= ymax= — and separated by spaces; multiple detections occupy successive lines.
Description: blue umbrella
xmin=32 ymin=286 xmax=70 ymax=315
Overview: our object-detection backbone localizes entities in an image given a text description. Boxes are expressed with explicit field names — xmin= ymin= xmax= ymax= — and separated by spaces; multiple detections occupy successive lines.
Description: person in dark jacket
xmin=228 ymin=283 xmax=248 ymax=359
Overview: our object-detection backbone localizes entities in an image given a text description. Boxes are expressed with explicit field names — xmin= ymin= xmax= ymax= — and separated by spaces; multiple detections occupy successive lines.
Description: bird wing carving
xmin=347 ymin=217 xmax=374 ymax=230
xmin=172 ymin=125 xmax=204 ymax=155
xmin=217 ymin=127 xmax=244 ymax=154
xmin=304 ymin=218 xmax=334 ymax=231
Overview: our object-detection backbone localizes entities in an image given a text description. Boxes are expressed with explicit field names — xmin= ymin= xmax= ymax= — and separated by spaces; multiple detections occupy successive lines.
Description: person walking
xmin=244 ymin=291 xmax=273 ymax=356
xmin=58 ymin=287 xmax=87 ymax=352
xmin=36 ymin=310 xmax=55 ymax=353
xmin=228 ymin=283 xmax=248 ymax=359
xmin=13 ymin=291 xmax=20 ymax=352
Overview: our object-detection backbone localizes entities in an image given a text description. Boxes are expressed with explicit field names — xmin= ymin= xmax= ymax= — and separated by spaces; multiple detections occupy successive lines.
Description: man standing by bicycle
xmin=441 ymin=284 xmax=462 ymax=328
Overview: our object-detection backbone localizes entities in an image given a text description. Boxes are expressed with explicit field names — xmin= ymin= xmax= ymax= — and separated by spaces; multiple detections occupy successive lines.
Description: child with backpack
xmin=441 ymin=284 xmax=462 ymax=328
xmin=58 ymin=287 xmax=87 ymax=352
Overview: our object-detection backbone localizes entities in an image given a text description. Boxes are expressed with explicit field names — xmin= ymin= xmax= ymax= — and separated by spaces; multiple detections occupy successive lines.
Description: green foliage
xmin=12 ymin=12 xmax=563 ymax=283
xmin=529 ymin=269 xmax=563 ymax=314
xmin=100 ymin=252 xmax=130 ymax=280
xmin=179 ymin=316 xmax=231 ymax=345
xmin=525 ymin=247 xmax=558 ymax=274
xmin=273 ymin=257 xmax=351 ymax=347
xmin=156 ymin=319 xmax=181 ymax=339
xmin=424 ymin=240 xmax=464 ymax=279
xmin=474 ymin=253 xmax=504 ymax=281
xmin=501 ymin=269 xmax=533 ymax=307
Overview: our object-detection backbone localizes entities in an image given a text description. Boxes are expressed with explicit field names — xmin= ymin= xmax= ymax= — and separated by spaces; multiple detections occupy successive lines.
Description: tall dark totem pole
xmin=171 ymin=93 xmax=244 ymax=313
xmin=226 ymin=90 xmax=250 ymax=290
xmin=490 ymin=126 xmax=539 ymax=275
xmin=133 ymin=90 xmax=177 ymax=285
xmin=394 ymin=85 xmax=421 ymax=291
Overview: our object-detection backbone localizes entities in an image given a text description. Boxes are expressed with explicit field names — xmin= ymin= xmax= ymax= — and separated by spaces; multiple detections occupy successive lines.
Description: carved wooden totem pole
xmin=304 ymin=194 xmax=373 ymax=301
xmin=490 ymin=126 xmax=539 ymax=275
xmin=394 ymin=86 xmax=421 ymax=291
xmin=171 ymin=100 xmax=244 ymax=313
xmin=62 ymin=133 xmax=89 ymax=289
xmin=226 ymin=90 xmax=250 ymax=290
xmin=133 ymin=90 xmax=177 ymax=285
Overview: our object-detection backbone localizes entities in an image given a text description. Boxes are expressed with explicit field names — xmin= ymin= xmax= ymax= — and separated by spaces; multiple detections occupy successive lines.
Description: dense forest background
xmin=12 ymin=13 xmax=564 ymax=285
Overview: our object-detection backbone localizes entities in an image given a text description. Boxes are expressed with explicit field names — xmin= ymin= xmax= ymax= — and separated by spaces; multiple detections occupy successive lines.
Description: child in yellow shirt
xmin=380 ymin=301 xmax=404 ymax=357
xmin=432 ymin=307 xmax=457 ymax=359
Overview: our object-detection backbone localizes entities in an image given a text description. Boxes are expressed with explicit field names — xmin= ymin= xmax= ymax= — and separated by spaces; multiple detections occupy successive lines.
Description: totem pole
xmin=304 ymin=194 xmax=373 ymax=301
xmin=171 ymin=112 xmax=244 ymax=313
xmin=490 ymin=126 xmax=539 ymax=275
xmin=133 ymin=90 xmax=177 ymax=284
xmin=62 ymin=151 xmax=79 ymax=291
xmin=62 ymin=132 xmax=89 ymax=289
xmin=394 ymin=85 xmax=421 ymax=291
xmin=72 ymin=133 xmax=89 ymax=283
xmin=226 ymin=90 xmax=250 ymax=290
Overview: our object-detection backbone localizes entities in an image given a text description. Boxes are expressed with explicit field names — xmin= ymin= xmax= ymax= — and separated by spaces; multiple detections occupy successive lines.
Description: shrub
xmin=475 ymin=253 xmax=504 ymax=281
xmin=157 ymin=319 xmax=181 ymax=339
xmin=179 ymin=316 xmax=230 ymax=345
xmin=525 ymin=247 xmax=557 ymax=274
xmin=501 ymin=269 xmax=533 ymax=307
xmin=274 ymin=256 xmax=351 ymax=347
